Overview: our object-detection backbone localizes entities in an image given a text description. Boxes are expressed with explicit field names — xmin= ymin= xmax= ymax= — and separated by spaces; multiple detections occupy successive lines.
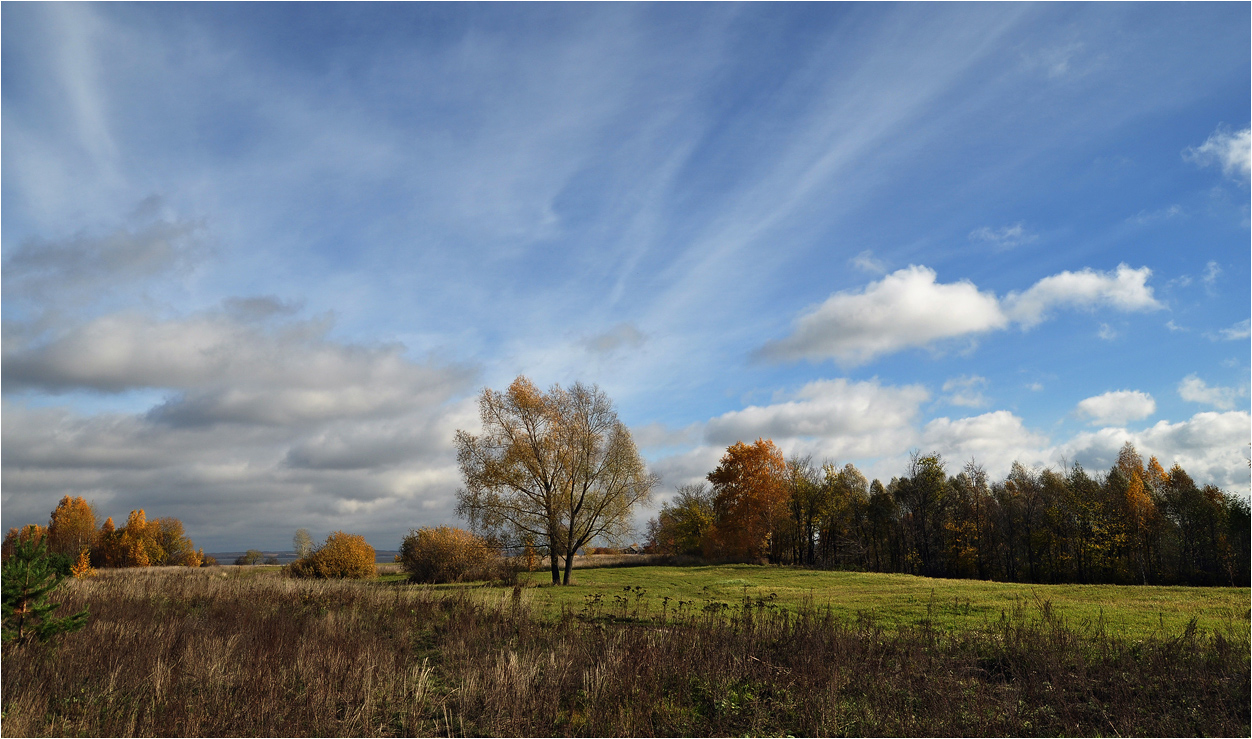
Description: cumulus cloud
xmin=1178 ymin=375 xmax=1246 ymax=411
xmin=1185 ymin=125 xmax=1251 ymax=181
xmin=704 ymin=378 xmax=929 ymax=457
xmin=761 ymin=263 xmax=1162 ymax=365
xmin=1057 ymin=411 xmax=1251 ymax=493
xmin=968 ymin=223 xmax=1037 ymax=249
xmin=921 ymin=411 xmax=1051 ymax=474
xmin=758 ymin=266 xmax=1007 ymax=365
xmin=1003 ymin=264 xmax=1162 ymax=328
xmin=0 ymin=300 xmax=480 ymax=549
xmin=1075 ymin=390 xmax=1156 ymax=426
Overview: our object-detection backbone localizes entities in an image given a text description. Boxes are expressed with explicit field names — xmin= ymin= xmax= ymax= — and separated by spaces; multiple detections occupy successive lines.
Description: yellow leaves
xmin=288 ymin=531 xmax=377 ymax=579
xmin=71 ymin=549 xmax=98 ymax=579
xmin=399 ymin=526 xmax=497 ymax=583
xmin=48 ymin=496 xmax=97 ymax=557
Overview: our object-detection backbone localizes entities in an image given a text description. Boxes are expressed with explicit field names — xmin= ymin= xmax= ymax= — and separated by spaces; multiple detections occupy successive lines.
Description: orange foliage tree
xmin=48 ymin=496 xmax=97 ymax=559
xmin=2 ymin=524 xmax=48 ymax=561
xmin=703 ymin=439 xmax=789 ymax=562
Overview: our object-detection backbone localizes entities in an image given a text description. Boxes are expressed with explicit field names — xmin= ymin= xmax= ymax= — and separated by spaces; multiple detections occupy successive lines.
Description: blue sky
xmin=3 ymin=3 xmax=1248 ymax=551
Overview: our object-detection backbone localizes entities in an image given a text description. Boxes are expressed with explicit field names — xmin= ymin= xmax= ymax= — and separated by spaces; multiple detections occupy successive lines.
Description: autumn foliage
xmin=398 ymin=526 xmax=498 ymax=583
xmin=703 ymin=439 xmax=790 ymax=561
xmin=647 ymin=439 xmax=1249 ymax=586
xmin=3 ymin=498 xmax=200 ymax=573
xmin=286 ymin=531 xmax=377 ymax=579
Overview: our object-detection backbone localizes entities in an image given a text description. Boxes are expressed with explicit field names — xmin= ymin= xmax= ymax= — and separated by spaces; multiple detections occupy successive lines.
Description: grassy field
xmin=3 ymin=565 xmax=1247 ymax=737
xmin=403 ymin=562 xmax=1250 ymax=640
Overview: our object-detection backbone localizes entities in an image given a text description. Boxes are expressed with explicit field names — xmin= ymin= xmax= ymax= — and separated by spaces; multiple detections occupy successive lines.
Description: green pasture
xmin=398 ymin=564 xmax=1250 ymax=640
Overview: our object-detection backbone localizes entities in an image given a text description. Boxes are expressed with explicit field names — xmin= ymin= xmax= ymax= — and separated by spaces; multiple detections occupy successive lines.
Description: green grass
xmin=400 ymin=564 xmax=1250 ymax=639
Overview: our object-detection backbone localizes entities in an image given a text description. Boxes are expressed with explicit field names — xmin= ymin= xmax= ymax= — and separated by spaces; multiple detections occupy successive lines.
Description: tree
xmin=235 ymin=549 xmax=264 ymax=566
xmin=2 ymin=539 xmax=89 ymax=644
xmin=456 ymin=376 xmax=657 ymax=585
xmin=647 ymin=483 xmax=716 ymax=556
xmin=293 ymin=529 xmax=314 ymax=559
xmin=704 ymin=439 xmax=789 ymax=562
xmin=47 ymin=496 xmax=97 ymax=559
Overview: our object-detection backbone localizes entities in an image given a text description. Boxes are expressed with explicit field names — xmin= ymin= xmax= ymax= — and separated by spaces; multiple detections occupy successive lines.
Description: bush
xmin=286 ymin=532 xmax=376 ymax=579
xmin=398 ymin=526 xmax=500 ymax=584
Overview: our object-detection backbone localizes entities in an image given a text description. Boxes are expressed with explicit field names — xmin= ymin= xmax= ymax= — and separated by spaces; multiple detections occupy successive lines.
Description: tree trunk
xmin=549 ymin=549 xmax=561 ymax=585
xmin=562 ymin=547 xmax=574 ymax=585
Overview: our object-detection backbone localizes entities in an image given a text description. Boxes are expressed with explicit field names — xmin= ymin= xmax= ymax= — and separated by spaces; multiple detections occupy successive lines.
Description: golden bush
xmin=287 ymin=531 xmax=377 ymax=579
xmin=399 ymin=526 xmax=499 ymax=584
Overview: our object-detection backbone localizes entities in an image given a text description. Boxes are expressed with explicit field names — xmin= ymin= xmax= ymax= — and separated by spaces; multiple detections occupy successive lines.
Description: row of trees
xmin=648 ymin=439 xmax=1250 ymax=586
xmin=1 ymin=497 xmax=205 ymax=575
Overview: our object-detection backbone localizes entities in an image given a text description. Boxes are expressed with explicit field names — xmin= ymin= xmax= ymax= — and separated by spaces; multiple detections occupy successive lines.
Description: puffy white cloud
xmin=1075 ymin=390 xmax=1156 ymax=426
xmin=921 ymin=411 xmax=1051 ymax=476
xmin=704 ymin=378 xmax=929 ymax=458
xmin=968 ymin=223 xmax=1037 ymax=249
xmin=1178 ymin=374 xmax=1246 ymax=411
xmin=761 ymin=263 xmax=1162 ymax=365
xmin=1058 ymin=411 xmax=1251 ymax=493
xmin=759 ymin=266 xmax=1007 ymax=366
xmin=1185 ymin=125 xmax=1251 ymax=181
xmin=1004 ymin=264 xmax=1162 ymax=328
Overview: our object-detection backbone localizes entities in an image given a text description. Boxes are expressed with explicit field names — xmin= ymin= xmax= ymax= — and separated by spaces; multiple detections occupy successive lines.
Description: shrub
xmin=399 ymin=526 xmax=500 ymax=584
xmin=287 ymin=532 xmax=377 ymax=579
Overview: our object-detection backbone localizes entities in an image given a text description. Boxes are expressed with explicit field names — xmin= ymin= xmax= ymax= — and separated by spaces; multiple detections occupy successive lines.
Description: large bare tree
xmin=455 ymin=376 xmax=657 ymax=585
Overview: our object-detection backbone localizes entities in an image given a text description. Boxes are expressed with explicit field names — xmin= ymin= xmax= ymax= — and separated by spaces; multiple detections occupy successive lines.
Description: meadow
xmin=2 ymin=563 xmax=1248 ymax=737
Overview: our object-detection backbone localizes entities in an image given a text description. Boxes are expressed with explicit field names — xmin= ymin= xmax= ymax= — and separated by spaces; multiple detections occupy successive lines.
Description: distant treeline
xmin=648 ymin=441 xmax=1250 ymax=586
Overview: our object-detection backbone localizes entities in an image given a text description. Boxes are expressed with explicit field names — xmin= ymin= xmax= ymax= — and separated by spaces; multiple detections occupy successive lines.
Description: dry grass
xmin=2 ymin=566 xmax=1247 ymax=737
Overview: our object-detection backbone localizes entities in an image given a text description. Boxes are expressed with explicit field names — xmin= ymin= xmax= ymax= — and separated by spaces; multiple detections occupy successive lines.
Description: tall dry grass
xmin=2 ymin=566 xmax=1247 ymax=736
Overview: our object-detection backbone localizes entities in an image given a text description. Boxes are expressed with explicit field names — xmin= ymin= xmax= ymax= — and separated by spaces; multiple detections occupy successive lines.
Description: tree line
xmin=1 ymin=496 xmax=207 ymax=576
xmin=647 ymin=439 xmax=1250 ymax=586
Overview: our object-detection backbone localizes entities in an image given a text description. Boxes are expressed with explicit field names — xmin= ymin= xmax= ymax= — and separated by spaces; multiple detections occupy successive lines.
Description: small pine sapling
xmin=2 ymin=539 xmax=90 ymax=644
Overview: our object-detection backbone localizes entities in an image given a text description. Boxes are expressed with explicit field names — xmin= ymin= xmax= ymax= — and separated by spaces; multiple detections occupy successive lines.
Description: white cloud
xmin=850 ymin=249 xmax=887 ymax=274
xmin=1178 ymin=374 xmax=1246 ymax=411
xmin=1058 ymin=411 xmax=1251 ymax=493
xmin=968 ymin=223 xmax=1037 ymax=249
xmin=759 ymin=266 xmax=1007 ymax=365
xmin=921 ymin=411 xmax=1051 ymax=475
xmin=941 ymin=375 xmax=989 ymax=408
xmin=704 ymin=378 xmax=929 ymax=459
xmin=1185 ymin=125 xmax=1251 ymax=181
xmin=1097 ymin=323 xmax=1117 ymax=341
xmin=1208 ymin=319 xmax=1250 ymax=341
xmin=1202 ymin=261 xmax=1221 ymax=286
xmin=1004 ymin=264 xmax=1162 ymax=328
xmin=762 ymin=263 xmax=1163 ymax=365
xmin=1075 ymin=390 xmax=1156 ymax=426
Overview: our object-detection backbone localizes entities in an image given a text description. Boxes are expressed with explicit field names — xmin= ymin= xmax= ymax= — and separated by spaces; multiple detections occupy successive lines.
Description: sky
xmin=2 ymin=3 xmax=1249 ymax=552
